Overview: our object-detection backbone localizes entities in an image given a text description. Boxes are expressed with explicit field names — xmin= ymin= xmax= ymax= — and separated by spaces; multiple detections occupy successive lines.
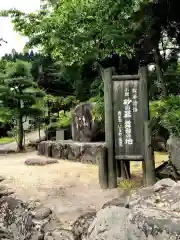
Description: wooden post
xmin=139 ymin=66 xmax=156 ymax=185
xmin=121 ymin=161 xmax=131 ymax=179
xmin=144 ymin=121 xmax=156 ymax=185
xmin=98 ymin=147 xmax=108 ymax=189
xmin=116 ymin=160 xmax=121 ymax=177
xmin=102 ymin=68 xmax=117 ymax=188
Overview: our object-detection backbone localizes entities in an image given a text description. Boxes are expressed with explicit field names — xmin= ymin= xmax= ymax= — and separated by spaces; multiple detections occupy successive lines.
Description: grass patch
xmin=0 ymin=137 xmax=15 ymax=144
xmin=119 ymin=179 xmax=136 ymax=190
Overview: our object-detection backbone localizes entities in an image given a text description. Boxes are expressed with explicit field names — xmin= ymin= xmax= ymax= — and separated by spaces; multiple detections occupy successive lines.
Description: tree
xmin=133 ymin=0 xmax=180 ymax=98
xmin=1 ymin=0 xmax=143 ymax=65
xmin=0 ymin=60 xmax=44 ymax=151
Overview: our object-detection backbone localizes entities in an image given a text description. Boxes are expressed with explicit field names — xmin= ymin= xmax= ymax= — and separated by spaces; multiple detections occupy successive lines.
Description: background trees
xmin=0 ymin=60 xmax=44 ymax=150
xmin=1 ymin=0 xmax=180 ymax=145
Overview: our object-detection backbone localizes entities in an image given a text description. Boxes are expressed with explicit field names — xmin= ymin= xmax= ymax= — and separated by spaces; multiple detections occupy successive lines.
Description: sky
xmin=0 ymin=0 xmax=40 ymax=57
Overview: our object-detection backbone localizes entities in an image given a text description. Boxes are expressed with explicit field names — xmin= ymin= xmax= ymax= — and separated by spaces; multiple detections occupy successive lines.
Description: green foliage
xmin=2 ymin=0 xmax=143 ymax=65
xmin=56 ymin=110 xmax=72 ymax=129
xmin=150 ymin=96 xmax=180 ymax=138
xmin=47 ymin=110 xmax=72 ymax=132
xmin=89 ymin=95 xmax=104 ymax=122
xmin=43 ymin=94 xmax=79 ymax=113
xmin=119 ymin=179 xmax=136 ymax=190
xmin=0 ymin=137 xmax=14 ymax=144
xmin=0 ymin=60 xmax=45 ymax=149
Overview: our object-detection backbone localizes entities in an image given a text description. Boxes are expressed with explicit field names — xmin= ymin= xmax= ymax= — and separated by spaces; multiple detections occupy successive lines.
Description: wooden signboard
xmin=113 ymin=75 xmax=144 ymax=161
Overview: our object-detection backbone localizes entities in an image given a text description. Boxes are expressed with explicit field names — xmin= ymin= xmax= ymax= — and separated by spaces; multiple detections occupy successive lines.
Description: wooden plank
xmin=144 ymin=121 xmax=156 ymax=185
xmin=112 ymin=75 xmax=140 ymax=81
xmin=115 ymin=155 xmax=144 ymax=161
xmin=98 ymin=147 xmax=108 ymax=189
xmin=113 ymin=78 xmax=143 ymax=159
xmin=121 ymin=161 xmax=131 ymax=179
xmin=139 ymin=66 xmax=156 ymax=186
xmin=116 ymin=160 xmax=121 ymax=177
xmin=102 ymin=68 xmax=117 ymax=188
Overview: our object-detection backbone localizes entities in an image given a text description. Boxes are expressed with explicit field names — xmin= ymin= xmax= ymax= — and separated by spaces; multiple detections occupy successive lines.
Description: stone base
xmin=38 ymin=140 xmax=106 ymax=164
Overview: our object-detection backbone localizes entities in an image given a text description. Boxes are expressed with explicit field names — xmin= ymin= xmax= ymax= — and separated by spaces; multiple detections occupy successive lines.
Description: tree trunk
xmin=17 ymin=100 xmax=24 ymax=152
xmin=17 ymin=115 xmax=24 ymax=152
xmin=154 ymin=48 xmax=167 ymax=98
xmin=38 ymin=121 xmax=41 ymax=140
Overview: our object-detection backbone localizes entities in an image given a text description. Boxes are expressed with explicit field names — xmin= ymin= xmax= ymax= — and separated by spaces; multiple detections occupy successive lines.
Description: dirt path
xmin=0 ymin=130 xmax=45 ymax=152
xmin=0 ymin=151 xmax=121 ymax=227
xmin=0 ymin=151 xmax=168 ymax=227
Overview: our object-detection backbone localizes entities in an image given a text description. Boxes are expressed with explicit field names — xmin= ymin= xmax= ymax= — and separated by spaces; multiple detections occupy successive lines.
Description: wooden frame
xmin=99 ymin=66 xmax=156 ymax=189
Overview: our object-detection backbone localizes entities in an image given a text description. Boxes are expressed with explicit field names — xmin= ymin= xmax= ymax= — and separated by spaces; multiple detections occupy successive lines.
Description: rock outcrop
xmin=0 ymin=176 xmax=67 ymax=240
xmin=85 ymin=178 xmax=180 ymax=240
xmin=38 ymin=140 xmax=106 ymax=164
xmin=167 ymin=136 xmax=180 ymax=177
xmin=71 ymin=102 xmax=104 ymax=142
xmin=2 ymin=177 xmax=180 ymax=239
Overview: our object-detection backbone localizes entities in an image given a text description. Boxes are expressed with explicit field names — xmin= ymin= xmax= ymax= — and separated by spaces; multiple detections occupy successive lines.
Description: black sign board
xmin=113 ymin=75 xmax=144 ymax=161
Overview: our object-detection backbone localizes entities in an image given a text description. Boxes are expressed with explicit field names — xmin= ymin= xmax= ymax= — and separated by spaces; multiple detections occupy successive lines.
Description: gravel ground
xmin=0 ymin=151 xmax=168 ymax=227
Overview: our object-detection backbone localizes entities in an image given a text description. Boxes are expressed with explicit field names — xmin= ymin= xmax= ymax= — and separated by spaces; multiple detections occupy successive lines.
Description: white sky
xmin=0 ymin=0 xmax=40 ymax=57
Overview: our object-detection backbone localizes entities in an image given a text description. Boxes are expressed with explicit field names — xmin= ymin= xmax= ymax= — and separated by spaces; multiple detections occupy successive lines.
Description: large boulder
xmin=167 ymin=135 xmax=180 ymax=177
xmin=85 ymin=179 xmax=180 ymax=240
xmin=0 ymin=196 xmax=62 ymax=240
xmin=71 ymin=102 xmax=104 ymax=142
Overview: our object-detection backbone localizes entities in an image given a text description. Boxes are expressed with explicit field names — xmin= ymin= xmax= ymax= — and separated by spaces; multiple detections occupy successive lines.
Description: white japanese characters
xmin=117 ymin=84 xmax=139 ymax=147
xmin=123 ymin=87 xmax=133 ymax=146
xmin=132 ymin=87 xmax=138 ymax=113
xmin=117 ymin=110 xmax=123 ymax=147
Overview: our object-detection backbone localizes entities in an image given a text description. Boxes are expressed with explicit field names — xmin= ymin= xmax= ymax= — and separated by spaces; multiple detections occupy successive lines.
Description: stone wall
xmin=38 ymin=140 xmax=106 ymax=165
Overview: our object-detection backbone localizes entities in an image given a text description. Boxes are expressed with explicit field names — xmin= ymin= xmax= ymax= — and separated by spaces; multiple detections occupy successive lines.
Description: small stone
xmin=0 ymin=176 xmax=5 ymax=182
xmin=44 ymin=236 xmax=53 ymax=240
xmin=33 ymin=207 xmax=52 ymax=220
xmin=0 ymin=190 xmax=14 ymax=197
xmin=102 ymin=197 xmax=129 ymax=209
xmin=0 ymin=185 xmax=7 ymax=191
xmin=72 ymin=211 xmax=96 ymax=239
xmin=25 ymin=158 xmax=58 ymax=166
xmin=51 ymin=229 xmax=76 ymax=240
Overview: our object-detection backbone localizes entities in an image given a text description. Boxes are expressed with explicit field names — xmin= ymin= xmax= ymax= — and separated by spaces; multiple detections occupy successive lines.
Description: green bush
xmin=150 ymin=96 xmax=180 ymax=138
xmin=55 ymin=110 xmax=72 ymax=129
xmin=89 ymin=96 xmax=104 ymax=122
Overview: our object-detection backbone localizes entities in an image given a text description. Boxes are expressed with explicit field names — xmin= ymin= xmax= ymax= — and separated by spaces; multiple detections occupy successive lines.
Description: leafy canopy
xmin=0 ymin=60 xmax=44 ymax=123
xmin=2 ymin=0 xmax=144 ymax=65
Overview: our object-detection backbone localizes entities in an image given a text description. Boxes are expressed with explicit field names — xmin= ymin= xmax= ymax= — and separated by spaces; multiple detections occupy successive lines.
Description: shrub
xmin=56 ymin=110 xmax=72 ymax=129
xmin=119 ymin=179 xmax=136 ymax=190
xmin=150 ymin=96 xmax=180 ymax=138
xmin=89 ymin=96 xmax=104 ymax=122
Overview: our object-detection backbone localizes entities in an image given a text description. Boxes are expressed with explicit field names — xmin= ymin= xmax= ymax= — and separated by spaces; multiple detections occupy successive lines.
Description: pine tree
xmin=0 ymin=60 xmax=44 ymax=151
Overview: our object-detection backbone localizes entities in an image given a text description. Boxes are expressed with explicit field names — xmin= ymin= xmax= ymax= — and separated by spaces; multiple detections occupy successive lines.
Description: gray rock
xmin=47 ymin=228 xmax=76 ymax=240
xmin=38 ymin=140 xmax=106 ymax=164
xmin=42 ymin=216 xmax=62 ymax=233
xmin=155 ymin=161 xmax=179 ymax=180
xmin=33 ymin=207 xmax=52 ymax=220
xmin=72 ymin=212 xmax=96 ymax=239
xmin=0 ymin=196 xmax=62 ymax=240
xmin=25 ymin=158 xmax=58 ymax=166
xmin=102 ymin=196 xmax=129 ymax=209
xmin=153 ymin=178 xmax=176 ymax=192
xmin=167 ymin=136 xmax=180 ymax=175
xmin=86 ymin=179 xmax=180 ymax=239
xmin=71 ymin=102 xmax=104 ymax=142
xmin=0 ymin=175 xmax=5 ymax=182
xmin=44 ymin=236 xmax=54 ymax=240
xmin=0 ymin=189 xmax=14 ymax=198
xmin=87 ymin=206 xmax=130 ymax=240
xmin=0 ymin=185 xmax=7 ymax=191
